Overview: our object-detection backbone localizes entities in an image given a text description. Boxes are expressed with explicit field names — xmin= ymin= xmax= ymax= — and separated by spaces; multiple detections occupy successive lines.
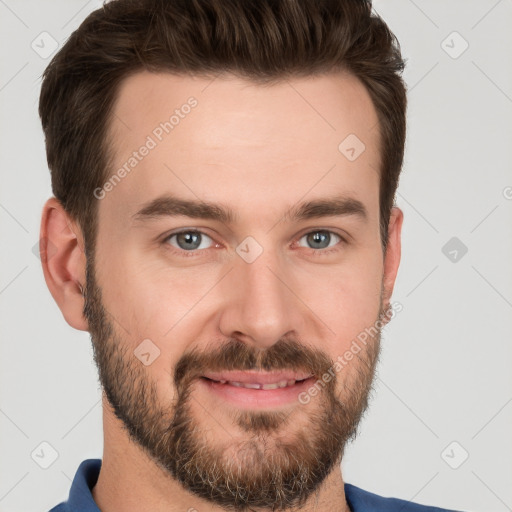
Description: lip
xmin=202 ymin=370 xmax=313 ymax=385
xmin=199 ymin=372 xmax=315 ymax=409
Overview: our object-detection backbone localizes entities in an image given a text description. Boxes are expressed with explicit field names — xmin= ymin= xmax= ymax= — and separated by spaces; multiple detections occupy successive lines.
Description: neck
xmin=92 ymin=399 xmax=351 ymax=512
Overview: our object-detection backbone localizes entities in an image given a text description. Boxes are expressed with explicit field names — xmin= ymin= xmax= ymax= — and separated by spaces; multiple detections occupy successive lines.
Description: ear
xmin=39 ymin=197 xmax=89 ymax=331
xmin=381 ymin=206 xmax=403 ymax=319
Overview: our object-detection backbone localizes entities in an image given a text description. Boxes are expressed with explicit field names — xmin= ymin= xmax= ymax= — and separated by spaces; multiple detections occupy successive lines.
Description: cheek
xmin=308 ymin=250 xmax=384 ymax=354
xmin=128 ymin=263 xmax=224 ymax=336
xmin=98 ymin=250 xmax=222 ymax=373
xmin=98 ymin=238 xmax=203 ymax=327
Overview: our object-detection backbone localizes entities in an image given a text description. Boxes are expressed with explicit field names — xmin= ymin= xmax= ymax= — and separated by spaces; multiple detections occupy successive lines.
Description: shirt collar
xmin=66 ymin=458 xmax=102 ymax=511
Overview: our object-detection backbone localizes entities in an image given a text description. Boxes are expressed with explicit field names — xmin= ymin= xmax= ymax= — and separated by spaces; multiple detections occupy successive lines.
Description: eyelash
xmin=161 ymin=229 xmax=347 ymax=258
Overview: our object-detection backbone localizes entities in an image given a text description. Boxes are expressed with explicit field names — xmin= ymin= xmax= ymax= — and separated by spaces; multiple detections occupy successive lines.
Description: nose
xmin=218 ymin=249 xmax=306 ymax=350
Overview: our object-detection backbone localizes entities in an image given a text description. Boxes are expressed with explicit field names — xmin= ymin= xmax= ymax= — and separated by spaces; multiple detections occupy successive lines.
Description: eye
xmin=297 ymin=230 xmax=342 ymax=251
xmin=161 ymin=228 xmax=345 ymax=259
xmin=164 ymin=230 xmax=215 ymax=252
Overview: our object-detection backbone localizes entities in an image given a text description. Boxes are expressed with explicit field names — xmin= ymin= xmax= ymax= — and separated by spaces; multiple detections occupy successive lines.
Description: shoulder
xmin=48 ymin=459 xmax=102 ymax=512
xmin=344 ymin=483 xmax=465 ymax=512
xmin=48 ymin=505 xmax=66 ymax=512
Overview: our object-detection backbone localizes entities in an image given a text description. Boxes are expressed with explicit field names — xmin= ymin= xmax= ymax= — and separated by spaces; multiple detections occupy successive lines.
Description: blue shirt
xmin=49 ymin=459 xmax=463 ymax=512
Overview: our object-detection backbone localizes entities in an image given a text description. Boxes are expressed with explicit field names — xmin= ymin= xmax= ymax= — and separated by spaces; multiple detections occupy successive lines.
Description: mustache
xmin=173 ymin=338 xmax=335 ymax=396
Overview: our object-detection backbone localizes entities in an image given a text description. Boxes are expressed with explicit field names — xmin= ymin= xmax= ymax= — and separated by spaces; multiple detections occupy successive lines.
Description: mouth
xmin=198 ymin=371 xmax=315 ymax=409
xmin=205 ymin=379 xmax=307 ymax=390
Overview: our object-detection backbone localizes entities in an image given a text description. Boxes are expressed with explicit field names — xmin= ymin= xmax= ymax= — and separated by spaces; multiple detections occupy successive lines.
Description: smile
xmin=199 ymin=371 xmax=315 ymax=409
xmin=204 ymin=378 xmax=307 ymax=390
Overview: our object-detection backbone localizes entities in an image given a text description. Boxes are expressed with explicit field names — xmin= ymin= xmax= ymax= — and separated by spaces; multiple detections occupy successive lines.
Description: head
xmin=39 ymin=0 xmax=406 ymax=510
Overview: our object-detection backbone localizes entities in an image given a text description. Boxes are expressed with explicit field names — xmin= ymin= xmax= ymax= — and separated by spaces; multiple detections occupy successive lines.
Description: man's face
xmin=84 ymin=71 xmax=399 ymax=510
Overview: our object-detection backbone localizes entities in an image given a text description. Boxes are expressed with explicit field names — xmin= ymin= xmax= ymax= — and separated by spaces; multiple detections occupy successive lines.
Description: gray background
xmin=1 ymin=1 xmax=511 ymax=511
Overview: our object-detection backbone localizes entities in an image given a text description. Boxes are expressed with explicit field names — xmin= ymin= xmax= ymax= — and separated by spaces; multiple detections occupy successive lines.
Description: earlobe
xmin=381 ymin=206 xmax=403 ymax=316
xmin=39 ymin=197 xmax=89 ymax=332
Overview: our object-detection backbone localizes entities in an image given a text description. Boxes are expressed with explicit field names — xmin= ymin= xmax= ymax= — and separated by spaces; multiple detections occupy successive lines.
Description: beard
xmin=83 ymin=257 xmax=386 ymax=511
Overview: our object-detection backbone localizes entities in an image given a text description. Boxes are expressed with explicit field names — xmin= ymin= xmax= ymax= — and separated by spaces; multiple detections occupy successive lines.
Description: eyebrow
xmin=131 ymin=194 xmax=368 ymax=225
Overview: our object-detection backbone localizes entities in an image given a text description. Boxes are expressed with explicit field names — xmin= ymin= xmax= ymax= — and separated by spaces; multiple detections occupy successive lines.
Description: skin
xmin=40 ymin=71 xmax=403 ymax=511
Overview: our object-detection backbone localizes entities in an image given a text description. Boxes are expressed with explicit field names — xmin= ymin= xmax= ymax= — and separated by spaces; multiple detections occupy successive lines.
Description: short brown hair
xmin=39 ymin=0 xmax=406 ymax=257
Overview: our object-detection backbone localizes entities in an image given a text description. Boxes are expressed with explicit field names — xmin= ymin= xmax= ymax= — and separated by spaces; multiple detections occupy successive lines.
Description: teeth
xmin=228 ymin=381 xmax=262 ymax=389
xmin=238 ymin=382 xmax=262 ymax=389
xmin=261 ymin=380 xmax=296 ymax=390
xmin=218 ymin=379 xmax=297 ymax=389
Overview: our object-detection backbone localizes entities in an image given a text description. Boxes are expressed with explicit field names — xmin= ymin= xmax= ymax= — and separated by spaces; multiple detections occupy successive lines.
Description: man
xmin=38 ymin=0 xmax=463 ymax=510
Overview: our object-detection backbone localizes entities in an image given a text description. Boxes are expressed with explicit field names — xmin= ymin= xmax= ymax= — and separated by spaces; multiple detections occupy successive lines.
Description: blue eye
xmin=297 ymin=230 xmax=341 ymax=250
xmin=165 ymin=230 xmax=215 ymax=251
xmin=161 ymin=228 xmax=345 ymax=259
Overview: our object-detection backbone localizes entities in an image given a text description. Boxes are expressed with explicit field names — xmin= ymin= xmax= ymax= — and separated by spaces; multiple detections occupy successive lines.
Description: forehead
xmin=102 ymin=71 xmax=381 ymax=227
